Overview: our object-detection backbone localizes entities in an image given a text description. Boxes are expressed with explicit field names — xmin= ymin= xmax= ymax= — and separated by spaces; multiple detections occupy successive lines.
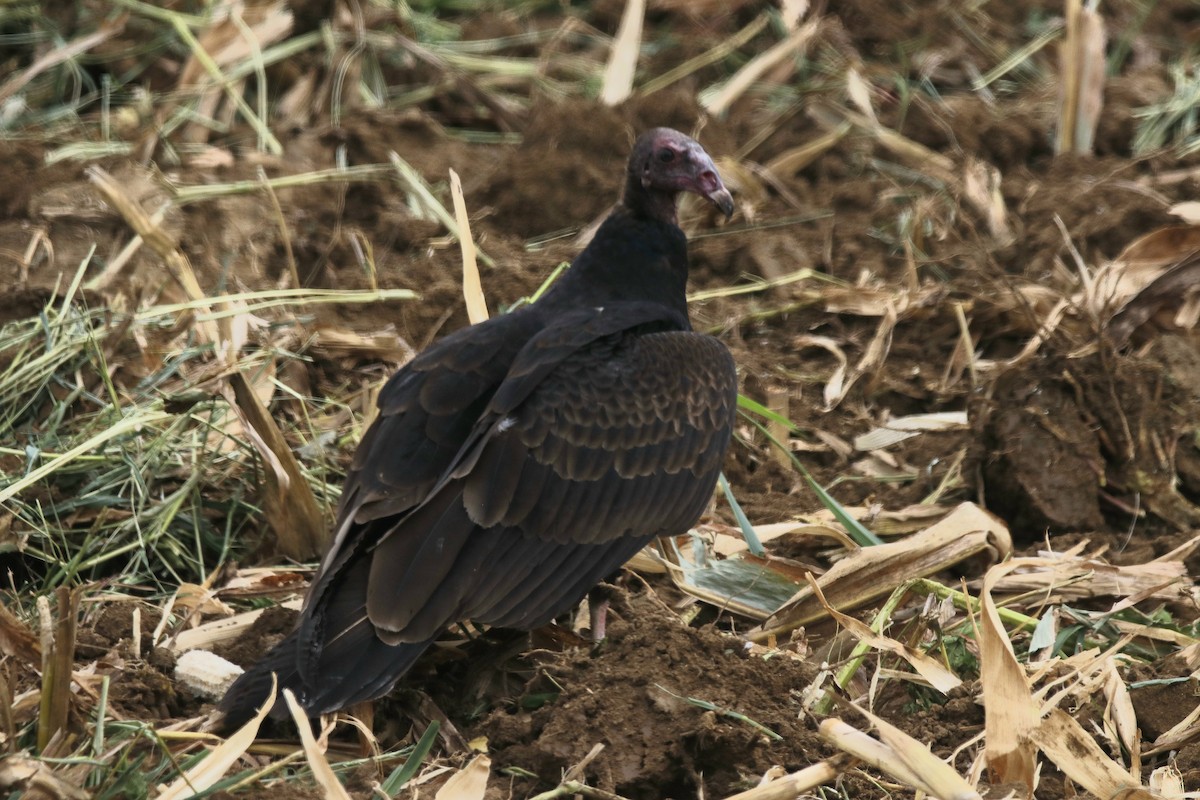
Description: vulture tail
xmin=215 ymin=627 xmax=434 ymax=733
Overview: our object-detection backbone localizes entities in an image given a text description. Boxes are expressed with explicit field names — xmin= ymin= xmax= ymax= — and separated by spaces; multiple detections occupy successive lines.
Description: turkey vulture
xmin=217 ymin=128 xmax=738 ymax=730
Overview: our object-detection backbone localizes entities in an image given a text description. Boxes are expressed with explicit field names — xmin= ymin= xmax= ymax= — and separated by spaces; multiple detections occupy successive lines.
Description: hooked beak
xmin=707 ymin=185 xmax=735 ymax=219
xmin=688 ymin=147 xmax=735 ymax=220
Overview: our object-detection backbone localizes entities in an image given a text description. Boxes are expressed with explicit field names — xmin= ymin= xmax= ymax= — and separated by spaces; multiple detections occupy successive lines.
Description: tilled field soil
xmin=2 ymin=1 xmax=1200 ymax=798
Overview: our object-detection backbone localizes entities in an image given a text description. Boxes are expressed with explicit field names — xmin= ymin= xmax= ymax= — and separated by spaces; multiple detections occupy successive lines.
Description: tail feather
xmin=215 ymin=624 xmax=435 ymax=734
xmin=215 ymin=631 xmax=303 ymax=732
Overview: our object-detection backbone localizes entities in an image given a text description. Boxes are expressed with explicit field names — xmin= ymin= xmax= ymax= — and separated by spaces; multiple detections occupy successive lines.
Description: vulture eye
xmin=657 ymin=148 xmax=675 ymax=163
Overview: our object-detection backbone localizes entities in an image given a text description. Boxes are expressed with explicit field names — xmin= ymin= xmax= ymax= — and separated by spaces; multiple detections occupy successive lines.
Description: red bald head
xmin=623 ymin=128 xmax=735 ymax=224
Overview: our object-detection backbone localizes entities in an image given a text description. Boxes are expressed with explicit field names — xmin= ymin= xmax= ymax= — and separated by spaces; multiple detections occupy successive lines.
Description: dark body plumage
xmin=217 ymin=129 xmax=738 ymax=731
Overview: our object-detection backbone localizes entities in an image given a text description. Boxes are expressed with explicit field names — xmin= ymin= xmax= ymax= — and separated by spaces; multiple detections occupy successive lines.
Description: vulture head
xmin=625 ymin=128 xmax=735 ymax=223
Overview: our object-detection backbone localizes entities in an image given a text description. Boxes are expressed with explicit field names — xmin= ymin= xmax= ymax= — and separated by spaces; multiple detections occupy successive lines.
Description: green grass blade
xmin=717 ymin=472 xmax=764 ymax=556
xmin=740 ymin=411 xmax=884 ymax=547
xmin=380 ymin=720 xmax=441 ymax=795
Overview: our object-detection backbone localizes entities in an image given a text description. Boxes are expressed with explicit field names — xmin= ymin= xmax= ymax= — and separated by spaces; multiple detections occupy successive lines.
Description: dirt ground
xmin=3 ymin=0 xmax=1200 ymax=798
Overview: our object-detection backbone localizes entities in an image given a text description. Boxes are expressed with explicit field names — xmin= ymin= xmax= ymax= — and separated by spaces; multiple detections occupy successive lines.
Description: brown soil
xmin=4 ymin=0 xmax=1200 ymax=798
xmin=477 ymin=585 xmax=827 ymax=798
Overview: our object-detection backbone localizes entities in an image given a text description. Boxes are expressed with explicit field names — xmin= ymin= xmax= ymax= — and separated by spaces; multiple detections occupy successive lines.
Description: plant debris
xmin=1 ymin=0 xmax=1199 ymax=798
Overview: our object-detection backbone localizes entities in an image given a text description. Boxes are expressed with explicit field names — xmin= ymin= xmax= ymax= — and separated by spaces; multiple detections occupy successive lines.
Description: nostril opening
xmin=697 ymin=171 xmax=718 ymax=192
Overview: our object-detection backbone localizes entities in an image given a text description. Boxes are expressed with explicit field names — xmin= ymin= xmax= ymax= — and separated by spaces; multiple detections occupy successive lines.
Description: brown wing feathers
xmin=367 ymin=322 xmax=735 ymax=635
